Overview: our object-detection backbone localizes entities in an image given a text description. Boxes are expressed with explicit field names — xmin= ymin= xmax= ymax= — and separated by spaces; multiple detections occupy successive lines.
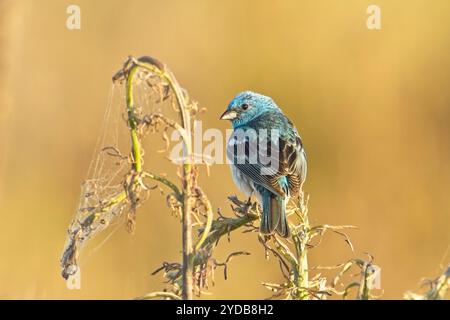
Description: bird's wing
xmin=227 ymin=119 xmax=307 ymax=197
xmin=227 ymin=129 xmax=286 ymax=196
xmin=280 ymin=124 xmax=307 ymax=195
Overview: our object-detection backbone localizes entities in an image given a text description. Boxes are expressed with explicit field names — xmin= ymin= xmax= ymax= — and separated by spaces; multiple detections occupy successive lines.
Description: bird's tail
xmin=260 ymin=192 xmax=290 ymax=238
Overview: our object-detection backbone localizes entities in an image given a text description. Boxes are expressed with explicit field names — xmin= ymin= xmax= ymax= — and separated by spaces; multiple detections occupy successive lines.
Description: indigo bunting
xmin=220 ymin=91 xmax=307 ymax=237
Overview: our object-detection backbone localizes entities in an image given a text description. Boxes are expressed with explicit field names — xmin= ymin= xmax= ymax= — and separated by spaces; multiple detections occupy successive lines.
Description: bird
xmin=220 ymin=91 xmax=307 ymax=237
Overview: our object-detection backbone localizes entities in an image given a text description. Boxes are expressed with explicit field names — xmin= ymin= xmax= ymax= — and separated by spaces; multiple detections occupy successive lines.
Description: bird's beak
xmin=220 ymin=109 xmax=238 ymax=120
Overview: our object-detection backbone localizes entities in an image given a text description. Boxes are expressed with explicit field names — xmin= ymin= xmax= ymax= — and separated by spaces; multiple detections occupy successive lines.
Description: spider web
xmin=60 ymin=68 xmax=180 ymax=280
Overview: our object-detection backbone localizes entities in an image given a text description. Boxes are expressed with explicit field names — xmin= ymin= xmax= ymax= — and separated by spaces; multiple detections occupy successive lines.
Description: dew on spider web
xmin=60 ymin=68 xmax=182 ymax=280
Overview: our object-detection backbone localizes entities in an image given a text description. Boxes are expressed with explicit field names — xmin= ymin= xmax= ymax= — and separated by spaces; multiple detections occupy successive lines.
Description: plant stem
xmin=141 ymin=172 xmax=183 ymax=202
xmin=182 ymin=163 xmax=194 ymax=299
xmin=137 ymin=292 xmax=181 ymax=300
xmin=125 ymin=66 xmax=142 ymax=173
xmin=298 ymin=240 xmax=309 ymax=299
xmin=194 ymin=189 xmax=214 ymax=251
xmin=293 ymin=198 xmax=310 ymax=299
xmin=131 ymin=57 xmax=195 ymax=300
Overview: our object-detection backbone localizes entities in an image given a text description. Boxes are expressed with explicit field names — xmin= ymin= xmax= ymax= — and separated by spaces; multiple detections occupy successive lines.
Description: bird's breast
xmin=230 ymin=164 xmax=255 ymax=197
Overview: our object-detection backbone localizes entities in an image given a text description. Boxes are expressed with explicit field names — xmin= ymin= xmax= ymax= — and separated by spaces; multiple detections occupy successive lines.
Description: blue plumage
xmin=221 ymin=91 xmax=307 ymax=237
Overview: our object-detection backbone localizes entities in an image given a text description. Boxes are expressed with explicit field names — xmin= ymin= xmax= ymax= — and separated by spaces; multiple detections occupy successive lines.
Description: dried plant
xmin=60 ymin=55 xmax=447 ymax=301
xmin=60 ymin=55 xmax=253 ymax=300
xmin=324 ymin=254 xmax=384 ymax=300
xmin=404 ymin=265 xmax=449 ymax=300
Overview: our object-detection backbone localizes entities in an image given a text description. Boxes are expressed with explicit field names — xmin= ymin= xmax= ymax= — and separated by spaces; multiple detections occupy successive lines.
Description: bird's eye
xmin=241 ymin=103 xmax=249 ymax=110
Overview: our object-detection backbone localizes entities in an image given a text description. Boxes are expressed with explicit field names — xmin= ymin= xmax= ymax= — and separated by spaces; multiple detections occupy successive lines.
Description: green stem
xmin=293 ymin=213 xmax=310 ymax=299
xmin=194 ymin=195 xmax=214 ymax=252
xmin=199 ymin=213 xmax=258 ymax=251
xmin=126 ymin=66 xmax=143 ymax=173
xmin=129 ymin=57 xmax=194 ymax=300
xmin=142 ymin=172 xmax=183 ymax=202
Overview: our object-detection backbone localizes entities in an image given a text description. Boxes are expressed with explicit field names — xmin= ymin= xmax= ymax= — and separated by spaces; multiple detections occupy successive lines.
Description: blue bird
xmin=220 ymin=91 xmax=307 ymax=237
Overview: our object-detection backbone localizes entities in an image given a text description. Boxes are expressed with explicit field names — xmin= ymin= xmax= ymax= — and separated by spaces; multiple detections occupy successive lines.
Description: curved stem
xmin=141 ymin=172 xmax=183 ymax=202
xmin=127 ymin=57 xmax=194 ymax=300
xmin=194 ymin=192 xmax=214 ymax=252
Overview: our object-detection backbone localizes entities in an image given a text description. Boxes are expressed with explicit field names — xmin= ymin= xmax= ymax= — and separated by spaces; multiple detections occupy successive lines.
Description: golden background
xmin=0 ymin=0 xmax=449 ymax=299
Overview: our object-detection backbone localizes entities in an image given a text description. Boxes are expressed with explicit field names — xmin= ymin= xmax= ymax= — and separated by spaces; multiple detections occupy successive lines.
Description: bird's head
xmin=220 ymin=91 xmax=279 ymax=128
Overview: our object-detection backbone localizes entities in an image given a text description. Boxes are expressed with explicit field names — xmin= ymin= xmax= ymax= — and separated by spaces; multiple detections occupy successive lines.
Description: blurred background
xmin=0 ymin=0 xmax=449 ymax=299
